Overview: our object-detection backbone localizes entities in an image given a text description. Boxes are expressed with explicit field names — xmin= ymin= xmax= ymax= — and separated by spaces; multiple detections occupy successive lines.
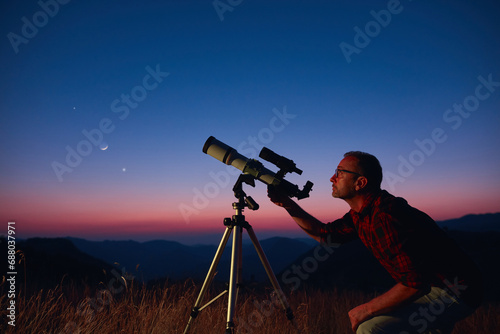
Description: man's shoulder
xmin=371 ymin=190 xmax=414 ymax=219
xmin=374 ymin=190 xmax=407 ymax=209
xmin=375 ymin=190 xmax=436 ymax=225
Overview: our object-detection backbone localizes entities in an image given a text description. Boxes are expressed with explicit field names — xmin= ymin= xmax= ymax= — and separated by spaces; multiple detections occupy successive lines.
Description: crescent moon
xmin=99 ymin=143 xmax=108 ymax=151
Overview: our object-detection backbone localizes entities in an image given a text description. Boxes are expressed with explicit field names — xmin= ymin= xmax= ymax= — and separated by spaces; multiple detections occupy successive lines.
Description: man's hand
xmin=348 ymin=303 xmax=372 ymax=332
xmin=348 ymin=283 xmax=423 ymax=332
xmin=267 ymin=185 xmax=295 ymax=209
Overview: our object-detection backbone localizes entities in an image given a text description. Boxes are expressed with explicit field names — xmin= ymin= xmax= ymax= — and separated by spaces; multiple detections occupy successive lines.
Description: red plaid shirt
xmin=318 ymin=190 xmax=483 ymax=307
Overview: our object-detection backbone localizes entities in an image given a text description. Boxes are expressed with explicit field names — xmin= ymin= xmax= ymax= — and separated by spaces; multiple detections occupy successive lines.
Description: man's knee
xmin=356 ymin=316 xmax=407 ymax=334
xmin=356 ymin=319 xmax=380 ymax=334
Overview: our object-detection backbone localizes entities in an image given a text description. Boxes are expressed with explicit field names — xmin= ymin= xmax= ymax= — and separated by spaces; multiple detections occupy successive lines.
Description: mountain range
xmin=2 ymin=213 xmax=498 ymax=300
xmin=67 ymin=235 xmax=315 ymax=283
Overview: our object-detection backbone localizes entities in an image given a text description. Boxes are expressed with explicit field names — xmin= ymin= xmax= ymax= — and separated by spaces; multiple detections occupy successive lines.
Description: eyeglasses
xmin=335 ymin=168 xmax=363 ymax=178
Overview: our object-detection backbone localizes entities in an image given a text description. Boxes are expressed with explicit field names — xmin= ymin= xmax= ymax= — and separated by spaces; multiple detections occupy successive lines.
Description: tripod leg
xmin=184 ymin=227 xmax=233 ymax=334
xmin=226 ymin=225 xmax=243 ymax=333
xmin=246 ymin=226 xmax=300 ymax=332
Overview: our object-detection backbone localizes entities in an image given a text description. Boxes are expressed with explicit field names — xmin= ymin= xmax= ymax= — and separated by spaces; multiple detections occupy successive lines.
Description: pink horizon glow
xmin=3 ymin=177 xmax=499 ymax=243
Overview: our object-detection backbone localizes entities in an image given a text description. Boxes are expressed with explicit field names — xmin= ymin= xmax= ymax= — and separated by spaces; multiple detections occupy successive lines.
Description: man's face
xmin=330 ymin=156 xmax=362 ymax=199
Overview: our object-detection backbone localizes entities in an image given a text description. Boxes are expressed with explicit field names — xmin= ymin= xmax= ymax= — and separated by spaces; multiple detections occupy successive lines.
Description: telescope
xmin=203 ymin=136 xmax=313 ymax=199
xmin=184 ymin=136 xmax=307 ymax=333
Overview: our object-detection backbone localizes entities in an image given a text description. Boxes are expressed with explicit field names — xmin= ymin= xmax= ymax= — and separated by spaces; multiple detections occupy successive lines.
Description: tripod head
xmin=232 ymin=174 xmax=259 ymax=211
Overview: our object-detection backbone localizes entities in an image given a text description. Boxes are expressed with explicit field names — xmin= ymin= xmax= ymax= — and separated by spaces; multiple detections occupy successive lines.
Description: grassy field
xmin=1 ymin=280 xmax=498 ymax=333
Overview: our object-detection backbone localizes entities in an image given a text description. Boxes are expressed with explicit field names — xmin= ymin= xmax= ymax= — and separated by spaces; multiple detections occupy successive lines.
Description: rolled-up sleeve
xmin=319 ymin=212 xmax=359 ymax=245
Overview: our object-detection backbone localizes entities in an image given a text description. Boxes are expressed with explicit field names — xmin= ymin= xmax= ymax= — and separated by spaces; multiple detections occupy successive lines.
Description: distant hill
xmin=68 ymin=236 xmax=313 ymax=283
xmin=0 ymin=237 xmax=114 ymax=296
xmin=437 ymin=213 xmax=500 ymax=232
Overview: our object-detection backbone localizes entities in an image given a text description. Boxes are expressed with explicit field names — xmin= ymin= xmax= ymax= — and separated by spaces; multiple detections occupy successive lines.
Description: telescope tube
xmin=203 ymin=136 xmax=312 ymax=199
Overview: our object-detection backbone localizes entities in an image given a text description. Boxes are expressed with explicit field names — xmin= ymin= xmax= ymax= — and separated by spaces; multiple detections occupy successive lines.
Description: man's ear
xmin=355 ymin=176 xmax=368 ymax=191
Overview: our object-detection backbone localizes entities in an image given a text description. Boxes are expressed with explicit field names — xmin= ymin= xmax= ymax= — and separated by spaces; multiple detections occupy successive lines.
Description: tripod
xmin=183 ymin=174 xmax=298 ymax=334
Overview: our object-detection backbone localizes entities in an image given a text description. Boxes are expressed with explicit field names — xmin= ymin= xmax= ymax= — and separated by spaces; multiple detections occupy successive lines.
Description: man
xmin=268 ymin=151 xmax=483 ymax=333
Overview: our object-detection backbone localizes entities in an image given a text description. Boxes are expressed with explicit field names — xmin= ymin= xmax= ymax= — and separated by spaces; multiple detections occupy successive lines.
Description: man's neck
xmin=345 ymin=191 xmax=373 ymax=213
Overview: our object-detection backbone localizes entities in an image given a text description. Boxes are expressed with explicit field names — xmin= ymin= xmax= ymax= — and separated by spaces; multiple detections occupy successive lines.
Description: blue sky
xmin=1 ymin=0 xmax=499 ymax=244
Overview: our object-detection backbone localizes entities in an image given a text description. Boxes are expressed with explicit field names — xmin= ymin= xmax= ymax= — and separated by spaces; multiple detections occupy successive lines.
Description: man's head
xmin=330 ymin=151 xmax=382 ymax=199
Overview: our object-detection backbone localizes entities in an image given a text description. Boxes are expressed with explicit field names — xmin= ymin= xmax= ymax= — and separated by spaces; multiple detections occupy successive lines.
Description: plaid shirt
xmin=318 ymin=190 xmax=483 ymax=307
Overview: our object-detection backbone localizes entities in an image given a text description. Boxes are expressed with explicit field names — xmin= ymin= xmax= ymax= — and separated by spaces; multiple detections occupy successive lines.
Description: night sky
xmin=1 ymin=0 xmax=499 ymax=244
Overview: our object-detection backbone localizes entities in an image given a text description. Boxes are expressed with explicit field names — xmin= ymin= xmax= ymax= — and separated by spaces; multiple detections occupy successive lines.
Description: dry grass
xmin=0 ymin=280 xmax=498 ymax=333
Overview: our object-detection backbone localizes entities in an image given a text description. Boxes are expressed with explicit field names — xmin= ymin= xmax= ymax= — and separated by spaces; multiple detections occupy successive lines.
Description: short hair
xmin=344 ymin=151 xmax=382 ymax=191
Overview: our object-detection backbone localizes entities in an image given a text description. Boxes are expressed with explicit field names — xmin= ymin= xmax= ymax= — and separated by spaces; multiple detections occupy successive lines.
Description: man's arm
xmin=348 ymin=282 xmax=427 ymax=332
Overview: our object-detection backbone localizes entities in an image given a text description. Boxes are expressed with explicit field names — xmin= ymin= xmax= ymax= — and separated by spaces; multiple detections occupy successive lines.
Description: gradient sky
xmin=1 ymin=0 xmax=499 ymax=244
